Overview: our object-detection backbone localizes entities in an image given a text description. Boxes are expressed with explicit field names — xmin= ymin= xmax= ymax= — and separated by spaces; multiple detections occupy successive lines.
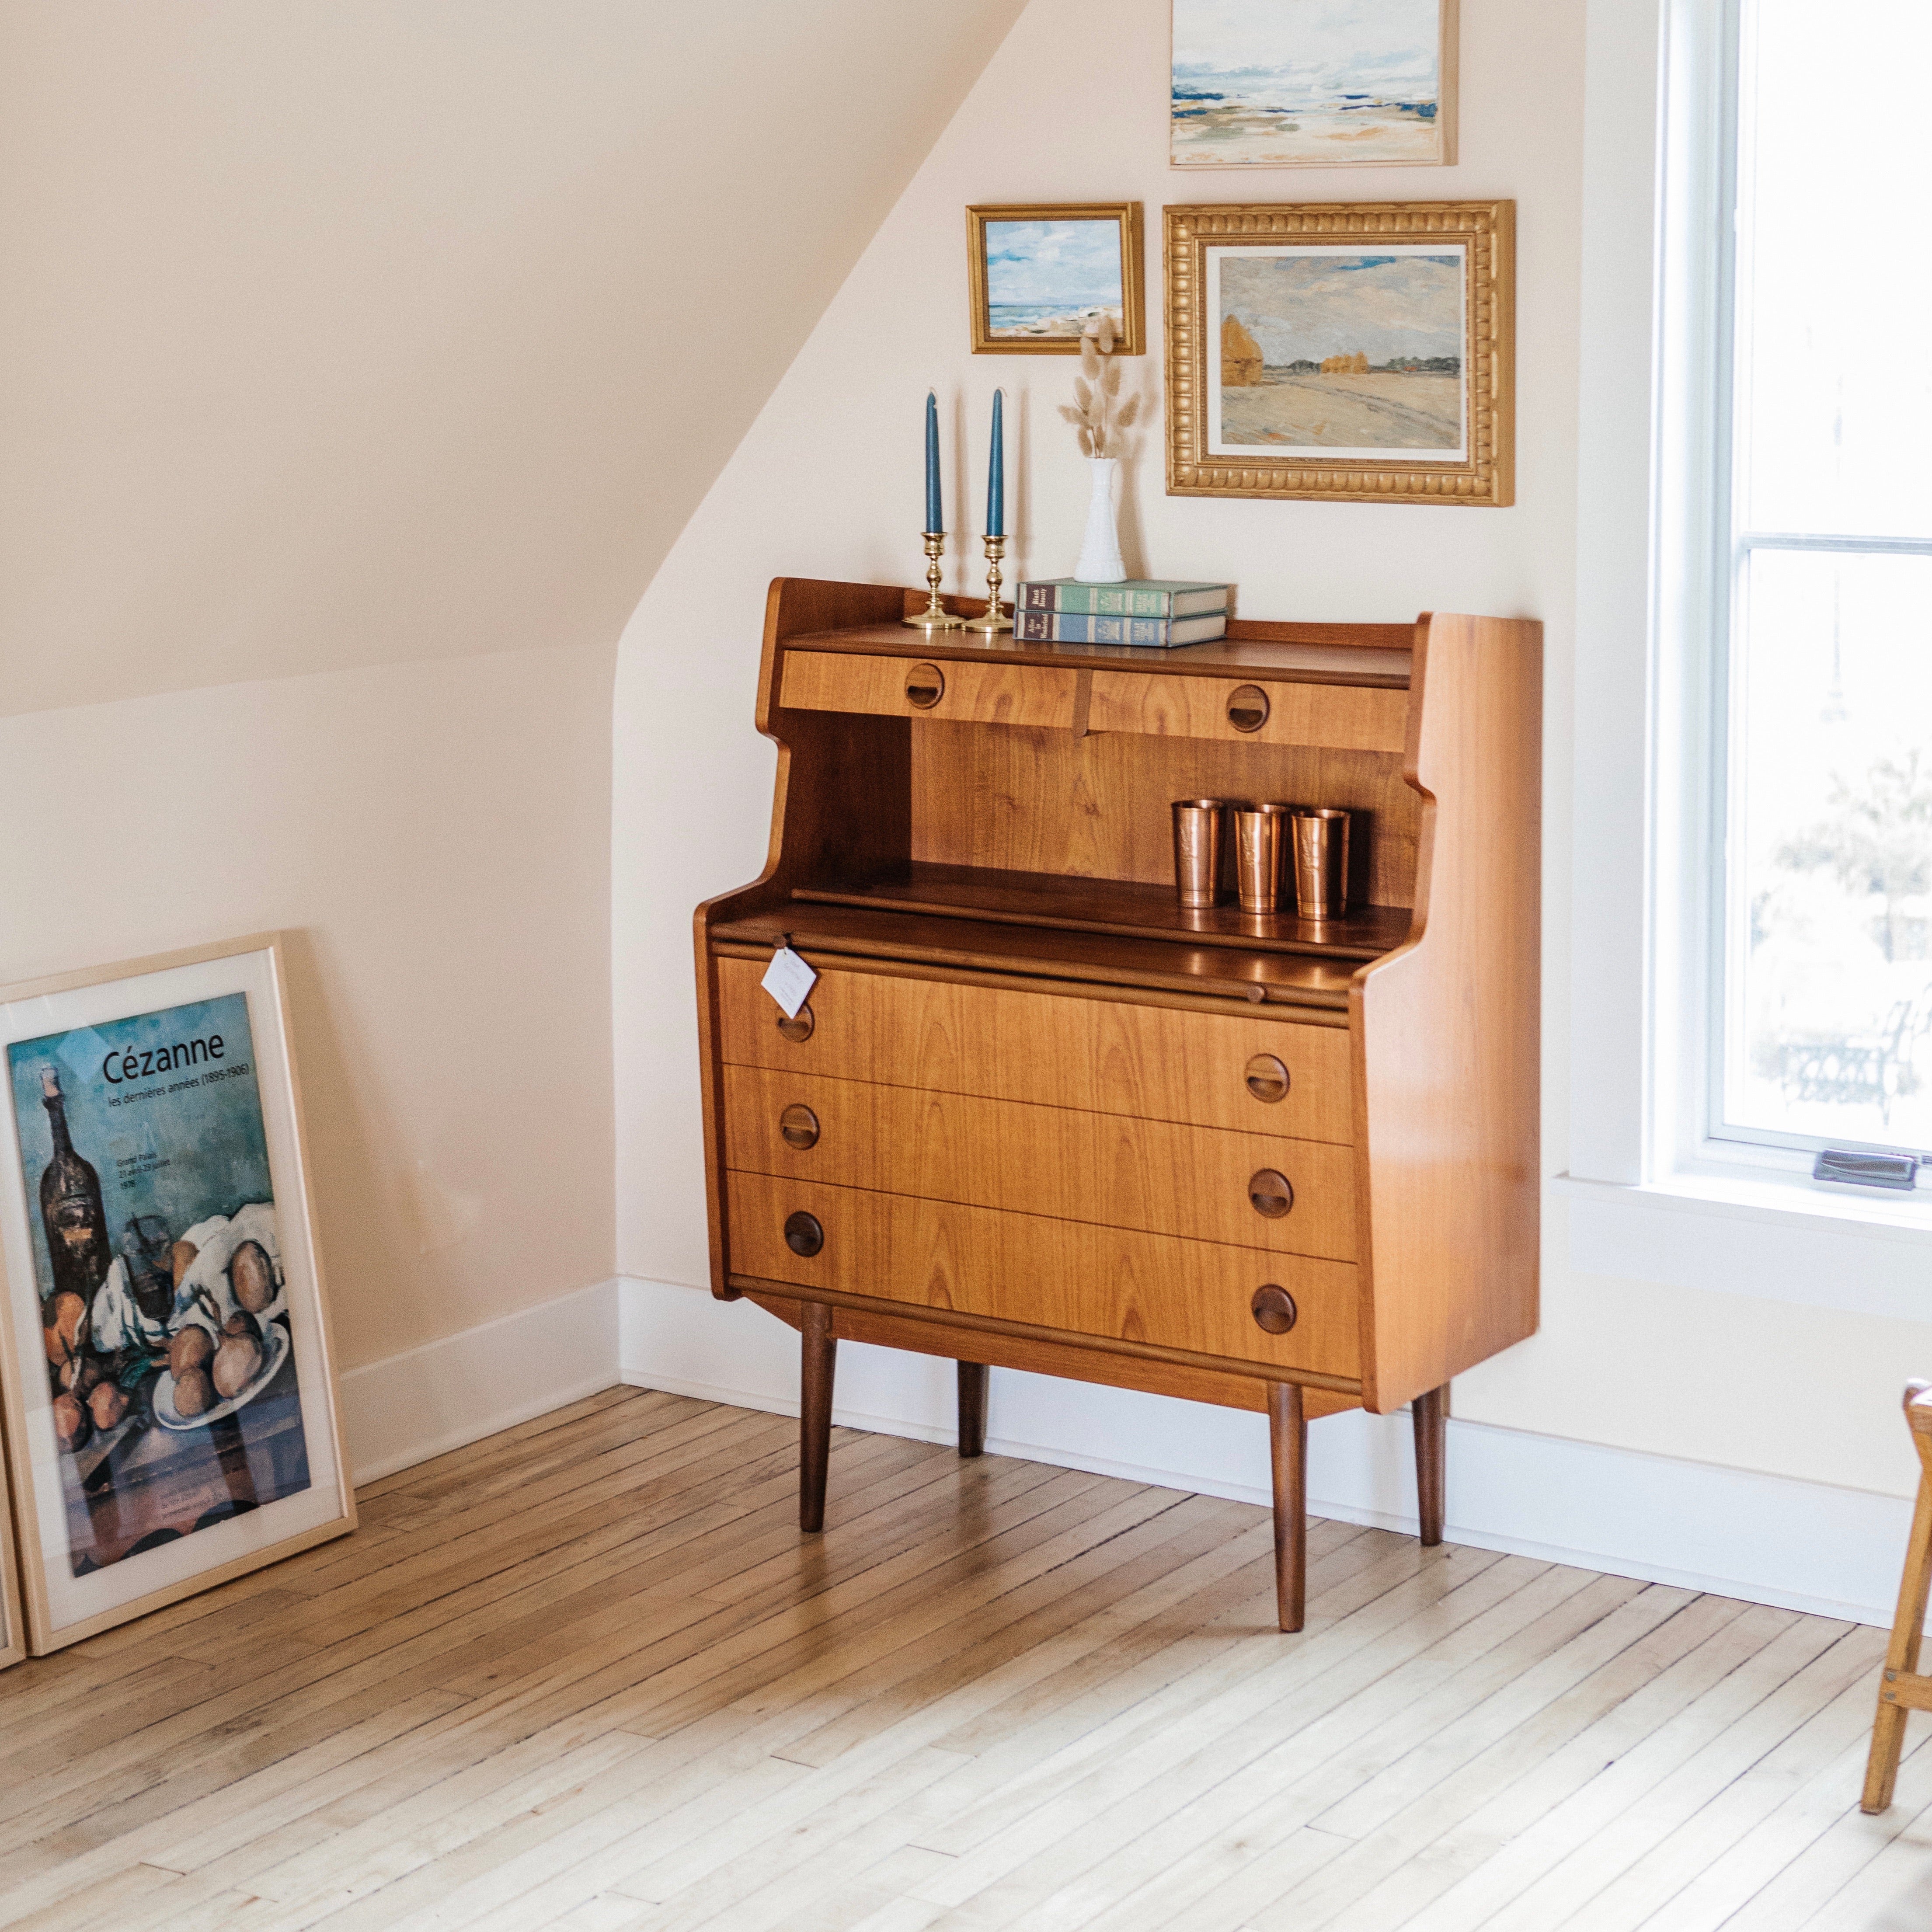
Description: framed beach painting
xmin=967 ymin=204 xmax=1145 ymax=354
xmin=0 ymin=934 xmax=354 ymax=1652
xmin=1164 ymin=200 xmax=1514 ymax=505
xmin=1171 ymin=0 xmax=1458 ymax=170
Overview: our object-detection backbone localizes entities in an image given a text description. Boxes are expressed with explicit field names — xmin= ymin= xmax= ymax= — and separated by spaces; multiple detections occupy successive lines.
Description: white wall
xmin=613 ymin=0 xmax=1932 ymax=1558
xmin=0 ymin=0 xmax=1030 ymax=1420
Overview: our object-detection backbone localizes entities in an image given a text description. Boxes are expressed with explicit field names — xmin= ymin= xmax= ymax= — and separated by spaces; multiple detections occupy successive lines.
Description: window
xmin=1713 ymin=0 xmax=1932 ymax=1162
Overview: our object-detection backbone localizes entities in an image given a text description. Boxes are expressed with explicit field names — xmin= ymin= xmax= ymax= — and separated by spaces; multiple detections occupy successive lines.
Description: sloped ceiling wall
xmin=0 ymin=0 xmax=1028 ymax=716
xmin=0 ymin=3 xmax=1026 ymax=1382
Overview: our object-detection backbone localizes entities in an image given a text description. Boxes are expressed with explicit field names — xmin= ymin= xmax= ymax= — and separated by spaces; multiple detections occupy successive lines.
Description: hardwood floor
xmin=4 ymin=1385 xmax=1931 ymax=1932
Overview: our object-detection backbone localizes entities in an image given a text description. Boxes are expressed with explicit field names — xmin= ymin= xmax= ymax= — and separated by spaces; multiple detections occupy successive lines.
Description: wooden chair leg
xmin=1864 ymin=1466 xmax=1932 ymax=1812
xmin=957 ymin=1361 xmax=988 ymax=1459
xmin=799 ymin=1301 xmax=836 ymax=1534
xmin=1413 ymin=1383 xmax=1448 ymax=1547
xmin=1269 ymin=1380 xmax=1307 ymax=1633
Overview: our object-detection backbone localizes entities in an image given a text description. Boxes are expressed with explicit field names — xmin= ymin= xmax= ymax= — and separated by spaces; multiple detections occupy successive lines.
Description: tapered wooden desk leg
xmin=1268 ymin=1381 xmax=1307 ymax=1633
xmin=1413 ymin=1384 xmax=1448 ymax=1547
xmin=800 ymin=1301 xmax=836 ymax=1534
xmin=1864 ymin=1469 xmax=1932 ymax=1811
xmin=958 ymin=1362 xmax=988 ymax=1459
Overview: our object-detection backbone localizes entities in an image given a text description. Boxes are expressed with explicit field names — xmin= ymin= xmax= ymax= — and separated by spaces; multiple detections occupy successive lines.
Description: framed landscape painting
xmin=1171 ymin=0 xmax=1458 ymax=170
xmin=967 ymin=203 xmax=1145 ymax=354
xmin=1164 ymin=200 xmax=1513 ymax=505
xmin=0 ymin=934 xmax=354 ymax=1652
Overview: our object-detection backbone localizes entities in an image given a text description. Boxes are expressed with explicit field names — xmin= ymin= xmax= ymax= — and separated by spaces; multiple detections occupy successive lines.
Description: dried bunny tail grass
xmin=1067 ymin=311 xmax=1138 ymax=459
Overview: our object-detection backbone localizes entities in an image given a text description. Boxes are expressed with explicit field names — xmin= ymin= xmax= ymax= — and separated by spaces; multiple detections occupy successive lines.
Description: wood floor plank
xmin=1076 ymin=1583 xmax=1717 ymax=1932
xmin=8 ymin=1385 xmax=1925 ymax=1932
xmin=1397 ymin=1612 xmax=1861 ymax=1932
xmin=921 ymin=1565 xmax=1643 ymax=1932
xmin=1720 ymin=1734 xmax=1932 ymax=1930
xmin=906 ymin=1544 xmax=1524 ymax=1875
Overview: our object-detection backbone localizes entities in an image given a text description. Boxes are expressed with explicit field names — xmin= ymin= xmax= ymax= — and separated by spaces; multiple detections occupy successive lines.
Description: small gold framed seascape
xmin=1164 ymin=200 xmax=1514 ymax=506
xmin=968 ymin=203 xmax=1145 ymax=355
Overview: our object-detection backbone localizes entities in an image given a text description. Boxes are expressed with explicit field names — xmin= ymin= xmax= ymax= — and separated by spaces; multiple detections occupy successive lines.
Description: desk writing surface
xmin=779 ymin=623 xmax=1413 ymax=689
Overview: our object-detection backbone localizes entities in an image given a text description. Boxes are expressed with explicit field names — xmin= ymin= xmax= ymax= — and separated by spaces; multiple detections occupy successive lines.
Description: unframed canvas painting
xmin=1172 ymin=0 xmax=1452 ymax=168
xmin=1211 ymin=245 xmax=1466 ymax=457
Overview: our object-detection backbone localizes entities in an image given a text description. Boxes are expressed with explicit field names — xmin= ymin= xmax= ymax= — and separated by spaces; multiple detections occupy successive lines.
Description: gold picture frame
xmin=1164 ymin=200 xmax=1514 ymax=506
xmin=967 ymin=203 xmax=1145 ymax=355
xmin=0 ymin=933 xmax=355 ymax=1653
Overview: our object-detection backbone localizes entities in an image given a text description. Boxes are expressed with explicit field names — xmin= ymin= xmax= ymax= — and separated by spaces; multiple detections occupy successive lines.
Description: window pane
xmin=1728 ymin=548 xmax=1932 ymax=1151
xmin=1738 ymin=0 xmax=1932 ymax=538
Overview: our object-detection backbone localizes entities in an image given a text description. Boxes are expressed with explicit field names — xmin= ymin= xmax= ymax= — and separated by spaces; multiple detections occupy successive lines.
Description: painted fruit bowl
xmin=152 ymin=1323 xmax=290 ymax=1432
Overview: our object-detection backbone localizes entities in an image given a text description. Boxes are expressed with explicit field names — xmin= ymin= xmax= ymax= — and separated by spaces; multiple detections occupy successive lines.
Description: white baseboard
xmin=338 ymin=1277 xmax=620 ymax=1484
xmin=618 ymin=1275 xmax=1912 ymax=1628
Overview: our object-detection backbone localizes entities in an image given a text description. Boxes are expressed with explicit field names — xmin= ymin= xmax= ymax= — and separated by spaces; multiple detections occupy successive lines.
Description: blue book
xmin=1015 ymin=609 xmax=1228 ymax=647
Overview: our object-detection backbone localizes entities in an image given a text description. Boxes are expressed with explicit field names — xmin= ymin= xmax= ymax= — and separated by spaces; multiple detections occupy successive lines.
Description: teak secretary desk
xmin=694 ymin=576 xmax=1540 ymax=1631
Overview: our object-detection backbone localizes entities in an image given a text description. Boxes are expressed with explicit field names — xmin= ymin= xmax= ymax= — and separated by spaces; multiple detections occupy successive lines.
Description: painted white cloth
xmin=89 ymin=1256 xmax=167 ymax=1354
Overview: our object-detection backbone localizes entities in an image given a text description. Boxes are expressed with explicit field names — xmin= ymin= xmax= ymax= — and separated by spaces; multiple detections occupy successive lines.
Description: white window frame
xmin=1700 ymin=0 xmax=1932 ymax=1169
xmin=1565 ymin=0 xmax=1932 ymax=1309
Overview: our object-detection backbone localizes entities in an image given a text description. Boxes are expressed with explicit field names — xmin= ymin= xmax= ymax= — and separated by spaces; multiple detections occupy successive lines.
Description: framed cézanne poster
xmin=0 ymin=934 xmax=353 ymax=1652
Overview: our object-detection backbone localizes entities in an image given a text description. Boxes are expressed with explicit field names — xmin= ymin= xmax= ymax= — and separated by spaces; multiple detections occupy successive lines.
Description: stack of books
xmin=1013 ymin=578 xmax=1232 ymax=647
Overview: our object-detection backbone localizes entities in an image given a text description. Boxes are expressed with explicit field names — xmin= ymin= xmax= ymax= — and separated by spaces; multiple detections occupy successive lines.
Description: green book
xmin=1016 ymin=578 xmax=1232 ymax=619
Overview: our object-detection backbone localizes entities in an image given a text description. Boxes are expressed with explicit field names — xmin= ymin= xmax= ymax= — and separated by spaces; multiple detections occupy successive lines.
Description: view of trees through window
xmin=1720 ymin=1 xmax=1932 ymax=1156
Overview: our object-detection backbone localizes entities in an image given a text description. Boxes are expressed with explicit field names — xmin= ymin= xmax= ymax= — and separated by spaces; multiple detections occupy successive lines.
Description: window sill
xmin=1553 ymin=1169 xmax=1932 ymax=1323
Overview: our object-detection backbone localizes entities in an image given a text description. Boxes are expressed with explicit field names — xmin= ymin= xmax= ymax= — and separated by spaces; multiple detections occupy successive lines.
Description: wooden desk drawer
xmin=723 ymin=1065 xmax=1356 ymax=1261
xmin=1087 ymin=672 xmax=1407 ymax=753
xmin=726 ymin=1171 xmax=1360 ymax=1380
xmin=715 ymin=958 xmax=1353 ymax=1143
xmin=780 ymin=651 xmax=1079 ymax=728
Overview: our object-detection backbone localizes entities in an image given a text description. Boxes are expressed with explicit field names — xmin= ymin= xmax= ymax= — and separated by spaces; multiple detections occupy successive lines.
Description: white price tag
xmin=760 ymin=944 xmax=817 ymax=1020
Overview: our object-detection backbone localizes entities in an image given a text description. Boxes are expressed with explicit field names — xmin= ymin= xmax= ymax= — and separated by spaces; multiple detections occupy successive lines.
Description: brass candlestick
xmin=964 ymin=534 xmax=1012 ymax=635
xmin=904 ymin=531 xmax=965 ymax=631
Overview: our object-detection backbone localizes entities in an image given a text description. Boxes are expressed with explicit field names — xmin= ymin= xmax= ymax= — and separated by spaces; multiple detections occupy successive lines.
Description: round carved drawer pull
xmin=1245 ymin=1054 xmax=1290 ymax=1104
xmin=906 ymin=663 xmax=946 ymax=709
xmin=1227 ymin=684 xmax=1270 ymax=733
xmin=776 ymin=1002 xmax=815 ymax=1044
xmin=1248 ymin=1169 xmax=1295 ymax=1219
xmin=784 ymin=1211 xmax=825 ymax=1257
xmin=1251 ymin=1285 xmax=1298 ymax=1335
xmin=779 ymin=1104 xmax=821 ymax=1151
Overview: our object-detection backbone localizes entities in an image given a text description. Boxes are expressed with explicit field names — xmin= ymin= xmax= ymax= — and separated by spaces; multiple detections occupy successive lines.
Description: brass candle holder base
xmin=904 ymin=532 xmax=965 ymax=631
xmin=964 ymin=534 xmax=1012 ymax=635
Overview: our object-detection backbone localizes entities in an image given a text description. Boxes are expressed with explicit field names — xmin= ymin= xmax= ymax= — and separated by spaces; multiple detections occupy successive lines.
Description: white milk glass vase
xmin=1074 ymin=456 xmax=1126 ymax=584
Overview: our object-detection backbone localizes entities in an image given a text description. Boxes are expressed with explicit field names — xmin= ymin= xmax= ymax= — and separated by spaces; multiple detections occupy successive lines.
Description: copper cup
xmin=1292 ymin=808 xmax=1351 ymax=921
xmin=1171 ymin=799 xmax=1227 ymax=907
xmin=1233 ymin=802 xmax=1294 ymax=914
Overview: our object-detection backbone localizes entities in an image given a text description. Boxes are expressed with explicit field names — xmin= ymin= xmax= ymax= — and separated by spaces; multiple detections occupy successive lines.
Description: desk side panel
xmin=1352 ymin=612 xmax=1541 ymax=1410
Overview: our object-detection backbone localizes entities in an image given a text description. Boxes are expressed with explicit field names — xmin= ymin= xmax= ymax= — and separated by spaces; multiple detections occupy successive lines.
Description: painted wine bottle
xmin=38 ymin=1067 xmax=112 ymax=1304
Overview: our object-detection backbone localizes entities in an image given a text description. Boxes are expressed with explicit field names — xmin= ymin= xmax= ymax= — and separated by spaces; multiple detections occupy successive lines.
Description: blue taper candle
xmin=986 ymin=389 xmax=1005 ymax=538
xmin=924 ymin=390 xmax=942 ymax=533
